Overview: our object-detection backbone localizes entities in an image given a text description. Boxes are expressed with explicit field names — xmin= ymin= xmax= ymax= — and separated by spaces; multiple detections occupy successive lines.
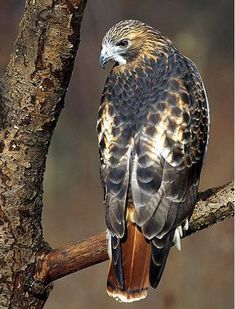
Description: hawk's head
xmin=99 ymin=20 xmax=172 ymax=68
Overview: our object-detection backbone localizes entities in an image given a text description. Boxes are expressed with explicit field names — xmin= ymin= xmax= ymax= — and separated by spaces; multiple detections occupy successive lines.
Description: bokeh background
xmin=0 ymin=1 xmax=233 ymax=308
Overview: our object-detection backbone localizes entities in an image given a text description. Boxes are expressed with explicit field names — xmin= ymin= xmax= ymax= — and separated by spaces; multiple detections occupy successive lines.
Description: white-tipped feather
xmin=173 ymin=226 xmax=182 ymax=251
xmin=178 ymin=225 xmax=183 ymax=237
xmin=106 ymin=230 xmax=112 ymax=259
xmin=107 ymin=290 xmax=147 ymax=303
xmin=173 ymin=219 xmax=190 ymax=251
xmin=183 ymin=219 xmax=189 ymax=231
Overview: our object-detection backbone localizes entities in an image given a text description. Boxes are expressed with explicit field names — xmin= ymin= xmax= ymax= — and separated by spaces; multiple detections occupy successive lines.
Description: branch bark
xmin=32 ymin=181 xmax=234 ymax=293
xmin=0 ymin=1 xmax=87 ymax=308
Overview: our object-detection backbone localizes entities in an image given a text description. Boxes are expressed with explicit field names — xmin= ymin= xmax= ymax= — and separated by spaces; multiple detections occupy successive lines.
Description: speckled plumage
xmin=97 ymin=20 xmax=210 ymax=302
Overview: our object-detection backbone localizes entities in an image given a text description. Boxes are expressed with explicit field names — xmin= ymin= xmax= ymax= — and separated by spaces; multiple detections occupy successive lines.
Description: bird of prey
xmin=97 ymin=20 xmax=210 ymax=303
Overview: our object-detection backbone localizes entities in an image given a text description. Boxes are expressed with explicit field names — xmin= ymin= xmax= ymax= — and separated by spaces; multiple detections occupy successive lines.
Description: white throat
xmin=113 ymin=54 xmax=127 ymax=65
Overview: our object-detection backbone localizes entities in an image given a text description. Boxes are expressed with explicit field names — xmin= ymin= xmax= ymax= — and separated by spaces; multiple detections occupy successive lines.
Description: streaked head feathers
xmin=100 ymin=20 xmax=175 ymax=67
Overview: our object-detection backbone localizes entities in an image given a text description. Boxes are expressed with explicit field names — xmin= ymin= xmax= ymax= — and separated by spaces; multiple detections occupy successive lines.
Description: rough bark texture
xmin=0 ymin=0 xmax=87 ymax=308
xmin=33 ymin=181 xmax=234 ymax=293
xmin=188 ymin=181 xmax=234 ymax=234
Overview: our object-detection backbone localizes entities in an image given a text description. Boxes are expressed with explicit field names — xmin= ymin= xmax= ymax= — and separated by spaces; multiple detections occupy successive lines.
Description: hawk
xmin=97 ymin=20 xmax=210 ymax=303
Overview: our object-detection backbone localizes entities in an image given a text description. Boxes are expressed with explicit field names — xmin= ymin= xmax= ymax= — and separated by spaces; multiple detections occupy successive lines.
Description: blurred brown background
xmin=0 ymin=1 xmax=233 ymax=308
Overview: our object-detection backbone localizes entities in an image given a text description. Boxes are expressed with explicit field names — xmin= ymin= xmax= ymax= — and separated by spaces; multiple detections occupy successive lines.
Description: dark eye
xmin=117 ymin=40 xmax=129 ymax=48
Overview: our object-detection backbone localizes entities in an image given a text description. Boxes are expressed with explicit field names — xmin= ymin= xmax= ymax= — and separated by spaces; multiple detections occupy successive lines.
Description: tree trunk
xmin=0 ymin=0 xmax=87 ymax=307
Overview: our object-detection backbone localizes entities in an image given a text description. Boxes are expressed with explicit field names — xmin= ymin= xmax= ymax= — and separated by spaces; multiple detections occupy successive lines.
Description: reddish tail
xmin=107 ymin=223 xmax=151 ymax=303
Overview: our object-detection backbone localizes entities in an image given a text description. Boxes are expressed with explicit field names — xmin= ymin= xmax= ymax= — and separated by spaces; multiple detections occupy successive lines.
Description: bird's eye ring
xmin=117 ymin=40 xmax=129 ymax=48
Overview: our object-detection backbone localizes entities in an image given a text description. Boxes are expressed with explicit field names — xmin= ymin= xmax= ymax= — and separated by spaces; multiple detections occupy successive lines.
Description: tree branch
xmin=32 ymin=181 xmax=234 ymax=294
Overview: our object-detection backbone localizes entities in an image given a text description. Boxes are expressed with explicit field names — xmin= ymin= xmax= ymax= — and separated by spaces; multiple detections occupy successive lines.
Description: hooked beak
xmin=99 ymin=44 xmax=126 ymax=68
xmin=99 ymin=54 xmax=107 ymax=69
xmin=99 ymin=46 xmax=112 ymax=68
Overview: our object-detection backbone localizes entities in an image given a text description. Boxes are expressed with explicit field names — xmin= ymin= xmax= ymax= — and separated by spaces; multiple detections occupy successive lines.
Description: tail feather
xmin=110 ymin=235 xmax=124 ymax=289
xmin=107 ymin=223 xmax=151 ymax=303
xmin=149 ymin=231 xmax=174 ymax=288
